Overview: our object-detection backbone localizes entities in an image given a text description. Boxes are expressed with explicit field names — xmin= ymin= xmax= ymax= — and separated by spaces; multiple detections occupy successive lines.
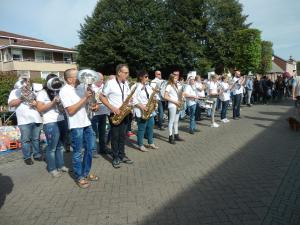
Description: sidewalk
xmin=0 ymin=101 xmax=299 ymax=225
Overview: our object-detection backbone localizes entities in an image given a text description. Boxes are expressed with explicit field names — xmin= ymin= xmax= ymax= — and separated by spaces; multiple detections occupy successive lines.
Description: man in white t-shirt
xmin=8 ymin=78 xmax=42 ymax=165
xmin=150 ymin=70 xmax=165 ymax=130
xmin=59 ymin=68 xmax=98 ymax=188
xmin=100 ymin=64 xmax=134 ymax=168
xmin=232 ymin=70 xmax=245 ymax=119
xmin=91 ymin=73 xmax=110 ymax=157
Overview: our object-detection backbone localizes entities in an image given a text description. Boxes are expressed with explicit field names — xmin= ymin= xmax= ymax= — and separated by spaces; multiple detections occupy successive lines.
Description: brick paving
xmin=0 ymin=100 xmax=299 ymax=225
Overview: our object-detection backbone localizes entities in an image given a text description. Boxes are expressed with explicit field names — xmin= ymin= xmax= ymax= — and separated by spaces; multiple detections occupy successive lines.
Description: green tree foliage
xmin=259 ymin=41 xmax=273 ymax=75
xmin=233 ymin=28 xmax=262 ymax=74
xmin=77 ymin=0 xmax=168 ymax=75
xmin=205 ymin=0 xmax=249 ymax=72
xmin=0 ymin=72 xmax=18 ymax=107
xmin=78 ymin=0 xmax=262 ymax=76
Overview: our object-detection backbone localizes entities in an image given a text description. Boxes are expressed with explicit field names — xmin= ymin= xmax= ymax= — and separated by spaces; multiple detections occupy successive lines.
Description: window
xmin=12 ymin=49 xmax=23 ymax=61
xmin=63 ymin=53 xmax=72 ymax=63
xmin=41 ymin=71 xmax=59 ymax=79
xmin=35 ymin=51 xmax=53 ymax=62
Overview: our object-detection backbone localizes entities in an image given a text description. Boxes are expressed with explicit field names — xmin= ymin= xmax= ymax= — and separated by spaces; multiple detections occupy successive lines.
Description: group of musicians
xmin=7 ymin=64 xmax=245 ymax=188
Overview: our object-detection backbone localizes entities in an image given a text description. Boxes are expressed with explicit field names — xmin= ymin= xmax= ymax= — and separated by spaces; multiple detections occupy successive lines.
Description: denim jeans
xmin=109 ymin=116 xmax=128 ymax=160
xmin=43 ymin=120 xmax=67 ymax=172
xmin=70 ymin=126 xmax=93 ymax=181
xmin=136 ymin=116 xmax=154 ymax=146
xmin=188 ymin=104 xmax=197 ymax=131
xmin=19 ymin=123 xmax=42 ymax=160
xmin=247 ymin=90 xmax=253 ymax=104
xmin=157 ymin=100 xmax=164 ymax=128
xmin=221 ymin=100 xmax=229 ymax=120
xmin=168 ymin=107 xmax=180 ymax=135
xmin=233 ymin=94 xmax=242 ymax=118
xmin=91 ymin=114 xmax=107 ymax=154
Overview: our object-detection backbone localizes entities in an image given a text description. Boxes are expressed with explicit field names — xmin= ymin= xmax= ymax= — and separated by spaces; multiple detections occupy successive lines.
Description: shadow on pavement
xmin=139 ymin=102 xmax=299 ymax=225
xmin=0 ymin=173 xmax=13 ymax=209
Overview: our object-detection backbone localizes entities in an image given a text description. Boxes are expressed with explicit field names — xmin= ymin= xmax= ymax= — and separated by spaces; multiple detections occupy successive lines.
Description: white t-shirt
xmin=165 ymin=84 xmax=180 ymax=109
xmin=219 ymin=82 xmax=231 ymax=101
xmin=91 ymin=84 xmax=110 ymax=116
xmin=59 ymin=84 xmax=91 ymax=129
xmin=133 ymin=83 xmax=156 ymax=118
xmin=150 ymin=78 xmax=162 ymax=101
xmin=8 ymin=89 xmax=42 ymax=125
xmin=36 ymin=90 xmax=64 ymax=124
xmin=101 ymin=78 xmax=130 ymax=109
xmin=208 ymin=81 xmax=218 ymax=96
xmin=184 ymin=85 xmax=197 ymax=106
xmin=232 ymin=77 xmax=243 ymax=95
xmin=195 ymin=82 xmax=205 ymax=97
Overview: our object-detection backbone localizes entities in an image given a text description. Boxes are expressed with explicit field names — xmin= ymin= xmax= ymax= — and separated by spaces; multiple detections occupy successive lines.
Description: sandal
xmin=77 ymin=179 xmax=90 ymax=188
xmin=86 ymin=174 xmax=99 ymax=181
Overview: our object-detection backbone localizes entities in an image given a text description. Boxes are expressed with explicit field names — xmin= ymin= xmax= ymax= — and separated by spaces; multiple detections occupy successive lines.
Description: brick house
xmin=0 ymin=30 xmax=77 ymax=79
xmin=273 ymin=55 xmax=297 ymax=75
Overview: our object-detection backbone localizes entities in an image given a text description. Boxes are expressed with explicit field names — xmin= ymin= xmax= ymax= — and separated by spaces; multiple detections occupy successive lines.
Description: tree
xmin=258 ymin=41 xmax=273 ymax=75
xmin=77 ymin=0 xmax=168 ymax=75
xmin=205 ymin=0 xmax=250 ymax=72
xmin=233 ymin=28 xmax=262 ymax=74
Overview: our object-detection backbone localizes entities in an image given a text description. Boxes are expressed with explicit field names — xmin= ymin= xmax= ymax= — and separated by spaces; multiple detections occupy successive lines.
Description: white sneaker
xmin=211 ymin=123 xmax=219 ymax=128
xmin=139 ymin=145 xmax=148 ymax=152
xmin=224 ymin=118 xmax=230 ymax=123
xmin=147 ymin=144 xmax=159 ymax=149
xmin=50 ymin=170 xmax=62 ymax=178
xmin=58 ymin=166 xmax=69 ymax=172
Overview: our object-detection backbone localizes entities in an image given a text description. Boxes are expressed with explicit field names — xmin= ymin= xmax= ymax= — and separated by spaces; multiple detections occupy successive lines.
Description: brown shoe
xmin=174 ymin=134 xmax=184 ymax=141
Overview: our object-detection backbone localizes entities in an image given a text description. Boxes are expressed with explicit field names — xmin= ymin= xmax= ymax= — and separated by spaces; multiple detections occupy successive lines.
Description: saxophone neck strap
xmin=116 ymin=78 xmax=125 ymax=102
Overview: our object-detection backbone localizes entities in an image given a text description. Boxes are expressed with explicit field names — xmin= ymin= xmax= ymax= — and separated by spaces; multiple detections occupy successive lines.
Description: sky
xmin=0 ymin=0 xmax=299 ymax=61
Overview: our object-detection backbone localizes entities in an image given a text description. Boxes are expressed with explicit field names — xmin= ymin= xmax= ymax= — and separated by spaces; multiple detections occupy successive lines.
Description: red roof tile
xmin=12 ymin=40 xmax=76 ymax=52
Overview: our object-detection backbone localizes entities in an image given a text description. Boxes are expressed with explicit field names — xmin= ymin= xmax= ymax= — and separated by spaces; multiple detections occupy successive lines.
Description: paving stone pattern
xmin=0 ymin=101 xmax=299 ymax=225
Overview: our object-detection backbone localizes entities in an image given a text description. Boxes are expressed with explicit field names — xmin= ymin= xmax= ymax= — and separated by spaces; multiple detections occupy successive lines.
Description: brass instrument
xmin=111 ymin=85 xmax=137 ymax=125
xmin=15 ymin=79 xmax=36 ymax=106
xmin=77 ymin=69 xmax=100 ymax=120
xmin=47 ymin=76 xmax=65 ymax=113
xmin=141 ymin=86 xmax=159 ymax=120
xmin=176 ymin=88 xmax=184 ymax=112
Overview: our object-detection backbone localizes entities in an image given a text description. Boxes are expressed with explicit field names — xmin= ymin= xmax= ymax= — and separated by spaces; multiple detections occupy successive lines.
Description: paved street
xmin=0 ymin=100 xmax=299 ymax=225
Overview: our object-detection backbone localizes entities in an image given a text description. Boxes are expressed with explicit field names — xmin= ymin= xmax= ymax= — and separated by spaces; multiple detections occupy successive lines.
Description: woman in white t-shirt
xmin=219 ymin=74 xmax=232 ymax=123
xmin=183 ymin=76 xmax=198 ymax=134
xmin=164 ymin=73 xmax=184 ymax=144
xmin=133 ymin=71 xmax=158 ymax=151
xmin=36 ymin=74 xmax=69 ymax=177
xmin=208 ymin=75 xmax=220 ymax=128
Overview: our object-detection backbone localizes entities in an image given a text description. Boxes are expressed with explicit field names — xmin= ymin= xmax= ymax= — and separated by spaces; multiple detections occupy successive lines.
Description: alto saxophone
xmin=141 ymin=87 xmax=159 ymax=120
xmin=111 ymin=85 xmax=137 ymax=125
xmin=176 ymin=88 xmax=184 ymax=111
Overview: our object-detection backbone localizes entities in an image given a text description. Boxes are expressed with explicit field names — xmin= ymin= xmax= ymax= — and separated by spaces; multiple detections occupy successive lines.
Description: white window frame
xmin=35 ymin=50 xmax=53 ymax=62
xmin=11 ymin=48 xmax=23 ymax=61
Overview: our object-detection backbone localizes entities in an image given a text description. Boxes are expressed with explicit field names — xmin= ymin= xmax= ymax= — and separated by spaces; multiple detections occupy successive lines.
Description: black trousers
xmin=109 ymin=115 xmax=128 ymax=160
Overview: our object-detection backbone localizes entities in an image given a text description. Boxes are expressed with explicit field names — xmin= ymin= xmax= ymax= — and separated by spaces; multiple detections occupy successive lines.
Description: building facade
xmin=0 ymin=30 xmax=77 ymax=79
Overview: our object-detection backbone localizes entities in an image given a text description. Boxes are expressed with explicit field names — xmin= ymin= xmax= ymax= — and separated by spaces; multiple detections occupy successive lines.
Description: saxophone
xmin=176 ymin=88 xmax=184 ymax=111
xmin=141 ymin=87 xmax=159 ymax=120
xmin=111 ymin=85 xmax=137 ymax=125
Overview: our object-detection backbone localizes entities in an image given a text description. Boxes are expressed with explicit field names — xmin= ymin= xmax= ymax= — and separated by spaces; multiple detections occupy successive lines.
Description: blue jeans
xmin=70 ymin=126 xmax=93 ymax=181
xmin=157 ymin=100 xmax=164 ymax=128
xmin=91 ymin=114 xmax=107 ymax=154
xmin=43 ymin=120 xmax=67 ymax=172
xmin=136 ymin=116 xmax=154 ymax=146
xmin=19 ymin=123 xmax=42 ymax=160
xmin=221 ymin=100 xmax=229 ymax=120
xmin=233 ymin=94 xmax=242 ymax=118
xmin=188 ymin=104 xmax=197 ymax=131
